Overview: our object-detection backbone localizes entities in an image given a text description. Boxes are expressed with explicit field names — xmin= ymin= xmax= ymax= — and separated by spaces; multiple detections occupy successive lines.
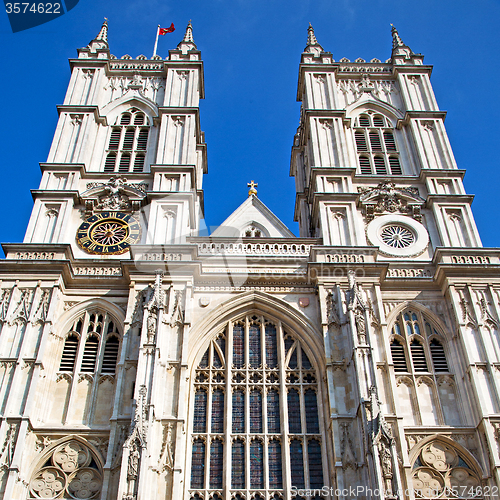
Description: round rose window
xmin=380 ymin=224 xmax=415 ymax=249
xmin=366 ymin=214 xmax=429 ymax=258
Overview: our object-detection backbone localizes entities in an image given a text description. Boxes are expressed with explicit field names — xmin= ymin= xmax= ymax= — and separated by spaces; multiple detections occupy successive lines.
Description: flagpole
xmin=152 ymin=25 xmax=160 ymax=58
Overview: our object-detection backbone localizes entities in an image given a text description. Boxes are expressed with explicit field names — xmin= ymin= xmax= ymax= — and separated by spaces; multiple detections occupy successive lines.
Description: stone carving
xmin=127 ymin=440 xmax=140 ymax=479
xmin=0 ymin=289 xmax=12 ymax=323
xmin=459 ymin=294 xmax=478 ymax=327
xmin=74 ymin=267 xmax=123 ymax=277
xmin=9 ymin=289 xmax=33 ymax=325
xmin=111 ymin=425 xmax=129 ymax=470
xmin=354 ymin=308 xmax=367 ymax=344
xmin=83 ymin=177 xmax=148 ymax=215
xmin=170 ymin=290 xmax=185 ymax=327
xmin=31 ymin=289 xmax=51 ymax=324
xmin=157 ymin=422 xmax=175 ymax=472
xmin=387 ymin=268 xmax=433 ymax=278
xmin=88 ymin=438 xmax=109 ymax=462
xmin=358 ymin=182 xmax=424 ymax=222
xmin=479 ymin=295 xmax=499 ymax=328
xmin=35 ymin=435 xmax=53 ymax=453
xmin=326 ymin=289 xmax=341 ymax=327
xmin=146 ymin=308 xmax=157 ymax=344
xmin=340 ymin=422 xmax=357 ymax=470
xmin=131 ymin=289 xmax=147 ymax=326
xmin=0 ymin=423 xmax=18 ymax=468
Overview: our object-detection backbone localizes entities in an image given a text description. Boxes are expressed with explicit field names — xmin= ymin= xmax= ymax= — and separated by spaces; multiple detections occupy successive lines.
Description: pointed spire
xmin=96 ymin=18 xmax=108 ymax=42
xmin=390 ymin=24 xmax=404 ymax=49
xmin=390 ymin=24 xmax=417 ymax=64
xmin=183 ymin=20 xmax=194 ymax=43
xmin=304 ymin=23 xmax=324 ymax=54
xmin=86 ymin=18 xmax=109 ymax=53
xmin=177 ymin=20 xmax=197 ymax=53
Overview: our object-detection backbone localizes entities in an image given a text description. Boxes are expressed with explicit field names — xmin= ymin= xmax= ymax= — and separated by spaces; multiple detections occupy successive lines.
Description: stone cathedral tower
xmin=0 ymin=19 xmax=499 ymax=500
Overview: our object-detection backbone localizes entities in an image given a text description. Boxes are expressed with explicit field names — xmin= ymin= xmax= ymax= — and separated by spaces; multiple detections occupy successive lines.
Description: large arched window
xmin=104 ymin=108 xmax=150 ymax=173
xmin=389 ymin=308 xmax=461 ymax=426
xmin=189 ymin=313 xmax=326 ymax=499
xmin=354 ymin=112 xmax=402 ymax=176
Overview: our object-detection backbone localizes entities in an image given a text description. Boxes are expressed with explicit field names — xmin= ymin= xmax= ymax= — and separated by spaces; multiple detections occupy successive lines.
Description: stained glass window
xmin=232 ymin=390 xmax=245 ymax=433
xmin=233 ymin=324 xmax=244 ymax=368
xmin=268 ymin=439 xmax=283 ymax=489
xmin=250 ymin=439 xmax=264 ymax=488
xmin=305 ymin=389 xmax=320 ymax=434
xmin=190 ymin=314 xmax=325 ymax=496
xmin=290 ymin=439 xmax=305 ymax=489
xmin=211 ymin=389 xmax=224 ymax=433
xmin=249 ymin=323 xmax=262 ymax=367
xmin=250 ymin=390 xmax=262 ymax=433
xmin=190 ymin=439 xmax=205 ymax=489
xmin=308 ymin=439 xmax=323 ymax=488
xmin=288 ymin=389 xmax=301 ymax=433
xmin=265 ymin=324 xmax=278 ymax=368
xmin=210 ymin=439 xmax=223 ymax=489
xmin=232 ymin=438 xmax=245 ymax=489
xmin=267 ymin=389 xmax=280 ymax=433
xmin=193 ymin=390 xmax=207 ymax=433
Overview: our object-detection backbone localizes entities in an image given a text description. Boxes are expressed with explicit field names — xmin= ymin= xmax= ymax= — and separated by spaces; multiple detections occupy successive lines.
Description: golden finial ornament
xmin=247 ymin=180 xmax=258 ymax=197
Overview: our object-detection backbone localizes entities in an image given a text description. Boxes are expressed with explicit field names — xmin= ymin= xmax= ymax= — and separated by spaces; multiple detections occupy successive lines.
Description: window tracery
xmin=104 ymin=108 xmax=150 ymax=173
xmin=411 ymin=441 xmax=481 ymax=499
xmin=59 ymin=310 xmax=121 ymax=377
xmin=189 ymin=314 xmax=325 ymax=499
xmin=28 ymin=440 xmax=103 ymax=499
xmin=354 ymin=113 xmax=402 ymax=175
xmin=390 ymin=308 xmax=459 ymax=425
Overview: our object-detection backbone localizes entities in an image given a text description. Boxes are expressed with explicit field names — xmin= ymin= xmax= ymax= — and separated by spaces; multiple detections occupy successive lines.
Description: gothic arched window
xmin=189 ymin=314 xmax=326 ymax=498
xmin=354 ymin=113 xmax=402 ymax=175
xmin=59 ymin=310 xmax=121 ymax=376
xmin=390 ymin=308 xmax=460 ymax=426
xmin=28 ymin=439 xmax=103 ymax=499
xmin=411 ymin=441 xmax=481 ymax=499
xmin=104 ymin=108 xmax=150 ymax=173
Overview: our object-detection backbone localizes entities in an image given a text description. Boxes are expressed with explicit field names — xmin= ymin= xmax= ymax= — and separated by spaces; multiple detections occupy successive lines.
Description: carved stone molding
xmin=358 ymin=181 xmax=424 ymax=222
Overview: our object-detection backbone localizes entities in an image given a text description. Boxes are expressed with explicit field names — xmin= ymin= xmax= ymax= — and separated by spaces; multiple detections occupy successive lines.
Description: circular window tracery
xmin=380 ymin=224 xmax=415 ymax=248
xmin=411 ymin=442 xmax=482 ymax=499
xmin=29 ymin=440 xmax=102 ymax=499
xmin=366 ymin=214 xmax=429 ymax=258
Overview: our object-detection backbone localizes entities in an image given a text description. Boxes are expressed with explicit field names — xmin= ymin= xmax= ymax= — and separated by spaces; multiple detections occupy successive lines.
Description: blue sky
xmin=0 ymin=0 xmax=499 ymax=247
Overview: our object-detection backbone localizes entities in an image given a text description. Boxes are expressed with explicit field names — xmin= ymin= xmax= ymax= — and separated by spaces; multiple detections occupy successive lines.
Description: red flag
xmin=159 ymin=23 xmax=175 ymax=35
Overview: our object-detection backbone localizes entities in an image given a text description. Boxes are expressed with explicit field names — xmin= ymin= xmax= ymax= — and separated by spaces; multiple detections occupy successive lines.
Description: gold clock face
xmin=76 ymin=211 xmax=141 ymax=255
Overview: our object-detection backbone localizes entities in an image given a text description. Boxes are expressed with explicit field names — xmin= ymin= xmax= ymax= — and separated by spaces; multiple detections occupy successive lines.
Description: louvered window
xmin=391 ymin=309 xmax=454 ymax=424
xmin=389 ymin=156 xmax=402 ymax=175
xmin=59 ymin=334 xmax=79 ymax=371
xmin=354 ymin=112 xmax=403 ymax=175
xmin=104 ymin=109 xmax=150 ymax=173
xmin=190 ymin=315 xmax=326 ymax=497
xmin=410 ymin=340 xmax=428 ymax=371
xmin=58 ymin=310 xmax=121 ymax=376
xmin=101 ymin=336 xmax=119 ymax=373
xmin=430 ymin=339 xmax=449 ymax=372
xmin=390 ymin=339 xmax=408 ymax=372
xmin=374 ymin=156 xmax=387 ymax=175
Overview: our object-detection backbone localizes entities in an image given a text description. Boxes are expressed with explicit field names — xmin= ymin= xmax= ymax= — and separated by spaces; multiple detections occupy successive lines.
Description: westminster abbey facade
xmin=0 ymin=19 xmax=499 ymax=500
